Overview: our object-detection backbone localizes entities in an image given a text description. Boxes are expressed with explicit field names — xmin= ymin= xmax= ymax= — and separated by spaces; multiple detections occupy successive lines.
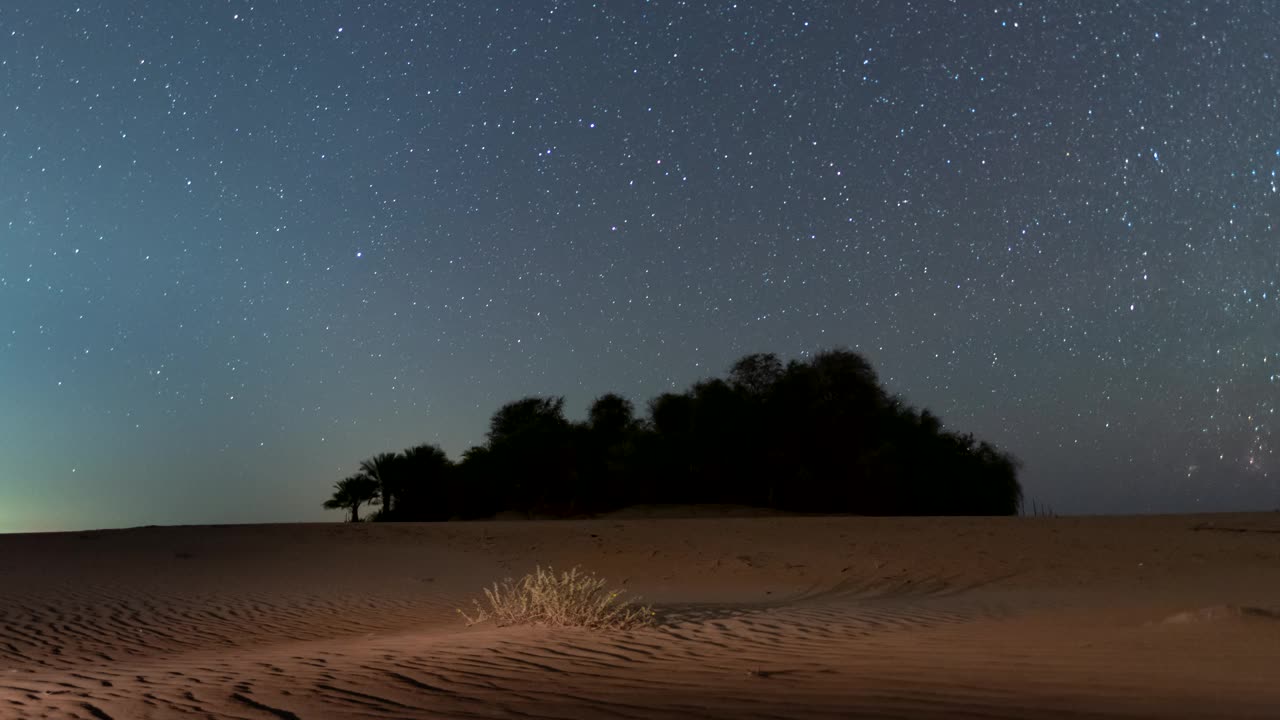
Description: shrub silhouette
xmin=324 ymin=348 xmax=1023 ymax=519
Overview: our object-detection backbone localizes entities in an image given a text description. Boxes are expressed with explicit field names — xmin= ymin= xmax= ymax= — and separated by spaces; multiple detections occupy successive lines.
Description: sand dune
xmin=2 ymin=513 xmax=1279 ymax=718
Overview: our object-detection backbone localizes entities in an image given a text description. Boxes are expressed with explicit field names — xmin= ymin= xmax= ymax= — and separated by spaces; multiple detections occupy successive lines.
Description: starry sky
xmin=2 ymin=1 xmax=1277 ymax=533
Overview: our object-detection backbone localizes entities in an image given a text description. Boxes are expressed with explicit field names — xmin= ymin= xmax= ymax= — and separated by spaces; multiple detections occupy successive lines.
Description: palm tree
xmin=360 ymin=452 xmax=404 ymax=518
xmin=322 ymin=473 xmax=380 ymax=522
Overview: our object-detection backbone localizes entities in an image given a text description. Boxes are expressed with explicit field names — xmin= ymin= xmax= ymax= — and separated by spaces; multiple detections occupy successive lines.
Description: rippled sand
xmin=3 ymin=513 xmax=1279 ymax=718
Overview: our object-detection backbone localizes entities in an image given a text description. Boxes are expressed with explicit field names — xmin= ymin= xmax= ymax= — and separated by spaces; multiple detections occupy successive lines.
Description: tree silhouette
xmin=646 ymin=392 xmax=695 ymax=503
xmin=487 ymin=396 xmax=568 ymax=445
xmin=398 ymin=443 xmax=454 ymax=520
xmin=482 ymin=396 xmax=578 ymax=516
xmin=453 ymin=445 xmax=499 ymax=519
xmin=728 ymin=352 xmax=783 ymax=397
xmin=322 ymin=473 xmax=380 ymax=522
xmin=359 ymin=452 xmax=404 ymax=519
xmin=326 ymin=348 xmax=1024 ymax=520
xmin=583 ymin=393 xmax=641 ymax=512
xmin=587 ymin=393 xmax=636 ymax=436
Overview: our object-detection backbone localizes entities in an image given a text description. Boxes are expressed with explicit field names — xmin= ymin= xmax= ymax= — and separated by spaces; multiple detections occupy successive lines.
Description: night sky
xmin=2 ymin=2 xmax=1277 ymax=533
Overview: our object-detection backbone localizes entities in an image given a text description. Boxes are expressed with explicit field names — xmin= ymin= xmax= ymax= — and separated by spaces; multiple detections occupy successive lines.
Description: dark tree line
xmin=321 ymin=349 xmax=1023 ymax=521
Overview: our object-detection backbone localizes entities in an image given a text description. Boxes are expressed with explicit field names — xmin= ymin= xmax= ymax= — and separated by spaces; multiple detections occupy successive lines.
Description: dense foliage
xmin=322 ymin=349 xmax=1023 ymax=520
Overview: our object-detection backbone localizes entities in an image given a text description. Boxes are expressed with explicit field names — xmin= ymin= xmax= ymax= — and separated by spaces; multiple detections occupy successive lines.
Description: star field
xmin=1 ymin=1 xmax=1276 ymax=532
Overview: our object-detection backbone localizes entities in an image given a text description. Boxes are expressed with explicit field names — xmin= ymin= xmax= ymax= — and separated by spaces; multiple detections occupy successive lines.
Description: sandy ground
xmin=2 ymin=512 xmax=1279 ymax=719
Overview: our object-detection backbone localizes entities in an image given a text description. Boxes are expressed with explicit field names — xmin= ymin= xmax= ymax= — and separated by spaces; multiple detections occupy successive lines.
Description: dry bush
xmin=458 ymin=565 xmax=655 ymax=630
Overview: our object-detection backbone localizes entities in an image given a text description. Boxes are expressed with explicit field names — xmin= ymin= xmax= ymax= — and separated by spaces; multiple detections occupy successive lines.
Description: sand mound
xmin=2 ymin=514 xmax=1279 ymax=718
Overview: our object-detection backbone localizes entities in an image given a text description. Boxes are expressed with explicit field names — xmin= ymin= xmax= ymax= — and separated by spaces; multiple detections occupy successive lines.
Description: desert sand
xmin=2 ymin=511 xmax=1278 ymax=719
